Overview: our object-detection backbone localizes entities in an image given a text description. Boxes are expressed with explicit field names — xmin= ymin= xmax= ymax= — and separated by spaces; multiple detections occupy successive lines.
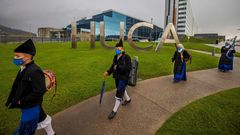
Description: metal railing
xmin=0 ymin=35 xmax=81 ymax=43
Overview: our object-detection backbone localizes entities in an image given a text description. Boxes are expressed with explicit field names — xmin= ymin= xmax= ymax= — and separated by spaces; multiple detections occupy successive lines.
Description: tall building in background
xmin=164 ymin=0 xmax=177 ymax=27
xmin=165 ymin=0 xmax=198 ymax=36
xmin=177 ymin=0 xmax=198 ymax=36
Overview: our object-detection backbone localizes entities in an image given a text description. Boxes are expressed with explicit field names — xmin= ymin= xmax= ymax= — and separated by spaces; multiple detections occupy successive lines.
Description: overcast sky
xmin=0 ymin=0 xmax=239 ymax=38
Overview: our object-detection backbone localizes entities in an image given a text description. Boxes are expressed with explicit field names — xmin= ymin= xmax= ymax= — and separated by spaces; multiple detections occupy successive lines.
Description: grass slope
xmin=0 ymin=41 xmax=218 ymax=134
xmin=164 ymin=42 xmax=240 ymax=57
xmin=156 ymin=87 xmax=240 ymax=135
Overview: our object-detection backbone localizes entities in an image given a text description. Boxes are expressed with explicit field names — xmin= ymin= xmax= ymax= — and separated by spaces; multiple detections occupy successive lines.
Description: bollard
xmin=212 ymin=48 xmax=215 ymax=56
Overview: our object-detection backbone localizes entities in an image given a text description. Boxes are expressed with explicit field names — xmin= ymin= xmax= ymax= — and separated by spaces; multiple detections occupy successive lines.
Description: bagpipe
xmin=183 ymin=51 xmax=192 ymax=64
xmin=179 ymin=49 xmax=192 ymax=64
xmin=226 ymin=36 xmax=237 ymax=59
xmin=128 ymin=56 xmax=139 ymax=87
xmin=43 ymin=70 xmax=57 ymax=102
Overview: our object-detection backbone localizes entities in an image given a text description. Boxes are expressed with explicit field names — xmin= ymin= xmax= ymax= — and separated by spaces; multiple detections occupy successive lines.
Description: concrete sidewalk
xmin=37 ymin=58 xmax=240 ymax=135
xmin=205 ymin=42 xmax=240 ymax=52
xmin=188 ymin=49 xmax=221 ymax=57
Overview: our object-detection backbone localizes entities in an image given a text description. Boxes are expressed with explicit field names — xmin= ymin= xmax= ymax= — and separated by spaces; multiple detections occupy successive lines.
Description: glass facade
xmin=66 ymin=10 xmax=163 ymax=41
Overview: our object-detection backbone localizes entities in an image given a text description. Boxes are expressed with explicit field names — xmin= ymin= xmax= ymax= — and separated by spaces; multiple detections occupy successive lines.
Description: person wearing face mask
xmin=5 ymin=39 xmax=55 ymax=135
xmin=172 ymin=44 xmax=191 ymax=82
xmin=218 ymin=40 xmax=236 ymax=72
xmin=104 ymin=39 xmax=132 ymax=119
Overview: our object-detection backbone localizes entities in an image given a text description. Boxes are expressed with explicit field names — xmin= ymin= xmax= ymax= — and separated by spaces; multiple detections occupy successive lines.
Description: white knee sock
xmin=113 ymin=99 xmax=121 ymax=112
xmin=124 ymin=91 xmax=130 ymax=101
xmin=44 ymin=123 xmax=55 ymax=135
xmin=37 ymin=115 xmax=55 ymax=135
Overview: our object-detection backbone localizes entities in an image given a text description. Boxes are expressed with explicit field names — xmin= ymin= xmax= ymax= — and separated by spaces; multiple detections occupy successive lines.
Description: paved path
xmin=205 ymin=42 xmax=240 ymax=52
xmin=37 ymin=55 xmax=240 ymax=135
xmin=188 ymin=49 xmax=221 ymax=57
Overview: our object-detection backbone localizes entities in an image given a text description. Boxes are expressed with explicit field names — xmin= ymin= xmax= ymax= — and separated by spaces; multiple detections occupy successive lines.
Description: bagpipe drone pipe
xmin=226 ymin=36 xmax=237 ymax=59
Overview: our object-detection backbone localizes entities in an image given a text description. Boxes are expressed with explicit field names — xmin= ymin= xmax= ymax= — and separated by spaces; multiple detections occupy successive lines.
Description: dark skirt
xmin=174 ymin=62 xmax=187 ymax=81
xmin=218 ymin=53 xmax=234 ymax=71
xmin=13 ymin=105 xmax=40 ymax=135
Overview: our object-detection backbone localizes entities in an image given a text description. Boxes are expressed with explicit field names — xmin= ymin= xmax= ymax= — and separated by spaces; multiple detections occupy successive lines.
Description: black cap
xmin=14 ymin=39 xmax=36 ymax=56
xmin=115 ymin=39 xmax=123 ymax=47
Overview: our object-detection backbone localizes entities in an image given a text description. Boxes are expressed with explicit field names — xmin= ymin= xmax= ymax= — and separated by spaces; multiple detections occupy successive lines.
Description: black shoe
xmin=122 ymin=99 xmax=131 ymax=106
xmin=173 ymin=80 xmax=180 ymax=83
xmin=108 ymin=111 xmax=117 ymax=119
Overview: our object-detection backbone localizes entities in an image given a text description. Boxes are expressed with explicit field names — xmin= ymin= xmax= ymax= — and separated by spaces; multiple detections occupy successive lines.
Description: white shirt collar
xmin=20 ymin=66 xmax=26 ymax=72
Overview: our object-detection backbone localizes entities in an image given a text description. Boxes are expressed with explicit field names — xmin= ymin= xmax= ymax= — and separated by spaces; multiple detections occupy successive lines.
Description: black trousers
xmin=115 ymin=79 xmax=128 ymax=100
xmin=39 ymin=106 xmax=47 ymax=123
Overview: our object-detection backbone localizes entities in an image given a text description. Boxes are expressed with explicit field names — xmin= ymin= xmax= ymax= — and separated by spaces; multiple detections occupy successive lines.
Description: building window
xmin=179 ymin=7 xmax=187 ymax=10
xmin=178 ymin=30 xmax=185 ymax=32
xmin=178 ymin=16 xmax=186 ymax=19
xmin=178 ymin=26 xmax=185 ymax=28
xmin=179 ymin=3 xmax=187 ymax=6
xmin=178 ymin=12 xmax=186 ymax=15
xmin=178 ymin=20 xmax=186 ymax=23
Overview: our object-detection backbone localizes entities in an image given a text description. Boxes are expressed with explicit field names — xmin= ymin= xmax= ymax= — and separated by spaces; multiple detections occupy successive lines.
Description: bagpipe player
xmin=218 ymin=40 xmax=236 ymax=72
xmin=103 ymin=39 xmax=132 ymax=119
xmin=172 ymin=44 xmax=192 ymax=82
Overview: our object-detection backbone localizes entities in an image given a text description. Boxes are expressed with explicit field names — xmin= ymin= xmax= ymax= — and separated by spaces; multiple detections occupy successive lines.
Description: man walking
xmin=5 ymin=39 xmax=55 ymax=135
xmin=104 ymin=39 xmax=132 ymax=119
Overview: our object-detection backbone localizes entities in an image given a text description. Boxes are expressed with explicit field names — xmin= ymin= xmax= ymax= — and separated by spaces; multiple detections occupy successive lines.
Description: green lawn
xmin=0 ymin=41 xmax=219 ymax=134
xmin=156 ymin=87 xmax=240 ymax=135
xmin=180 ymin=36 xmax=221 ymax=44
xmin=164 ymin=42 xmax=240 ymax=57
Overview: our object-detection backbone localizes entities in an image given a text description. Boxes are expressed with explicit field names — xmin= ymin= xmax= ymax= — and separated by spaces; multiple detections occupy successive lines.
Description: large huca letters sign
xmin=77 ymin=21 xmax=181 ymax=52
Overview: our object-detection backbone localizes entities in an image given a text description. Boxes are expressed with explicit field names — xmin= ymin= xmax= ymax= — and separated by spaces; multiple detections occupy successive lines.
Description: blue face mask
xmin=13 ymin=58 xmax=24 ymax=66
xmin=115 ymin=50 xmax=121 ymax=55
xmin=177 ymin=48 xmax=182 ymax=53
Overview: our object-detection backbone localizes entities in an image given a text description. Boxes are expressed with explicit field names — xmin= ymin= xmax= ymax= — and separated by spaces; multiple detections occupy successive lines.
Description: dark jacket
xmin=172 ymin=50 xmax=190 ymax=74
xmin=5 ymin=61 xmax=46 ymax=109
xmin=107 ymin=53 xmax=132 ymax=81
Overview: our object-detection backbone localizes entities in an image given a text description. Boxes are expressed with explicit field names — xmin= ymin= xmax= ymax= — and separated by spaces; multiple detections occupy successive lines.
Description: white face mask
xmin=225 ymin=44 xmax=231 ymax=48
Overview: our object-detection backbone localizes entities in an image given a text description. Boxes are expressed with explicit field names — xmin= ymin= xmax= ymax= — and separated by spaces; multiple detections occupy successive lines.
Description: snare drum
xmin=43 ymin=70 xmax=57 ymax=91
